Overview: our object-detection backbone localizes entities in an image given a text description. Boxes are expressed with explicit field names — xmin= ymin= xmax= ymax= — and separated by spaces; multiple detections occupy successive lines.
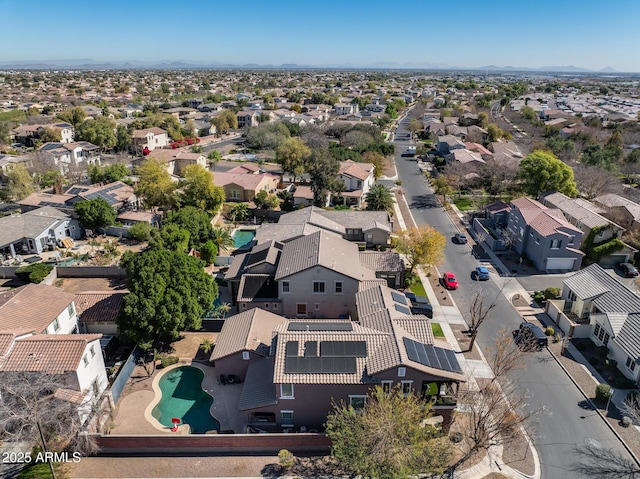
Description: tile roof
xmin=511 ymin=197 xmax=582 ymax=237
xmin=214 ymin=171 xmax=278 ymax=191
xmin=75 ymin=291 xmax=127 ymax=323
xmin=594 ymin=194 xmax=640 ymax=220
xmin=274 ymin=230 xmax=374 ymax=281
xmin=541 ymin=192 xmax=614 ymax=230
xmin=211 ymin=308 xmax=285 ymax=361
xmin=339 ymin=161 xmax=374 ymax=181
xmin=359 ymin=252 xmax=404 ymax=272
xmin=0 ymin=284 xmax=76 ymax=332
xmin=131 ymin=127 xmax=167 ymax=138
xmin=1 ymin=334 xmax=101 ymax=374
xmin=278 ymin=207 xmax=346 ymax=235
xmin=238 ymin=357 xmax=278 ymax=410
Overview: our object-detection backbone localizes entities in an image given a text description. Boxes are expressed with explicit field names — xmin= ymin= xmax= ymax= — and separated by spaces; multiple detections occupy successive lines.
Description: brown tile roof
xmin=53 ymin=387 xmax=84 ymax=404
xmin=0 ymin=284 xmax=76 ymax=332
xmin=339 ymin=161 xmax=374 ymax=181
xmin=359 ymin=252 xmax=404 ymax=272
xmin=511 ymin=197 xmax=582 ymax=237
xmin=75 ymin=291 xmax=127 ymax=323
xmin=2 ymin=334 xmax=102 ymax=374
xmin=214 ymin=171 xmax=278 ymax=191
xmin=274 ymin=230 xmax=374 ymax=281
xmin=211 ymin=308 xmax=285 ymax=361
xmin=131 ymin=127 xmax=167 ymax=138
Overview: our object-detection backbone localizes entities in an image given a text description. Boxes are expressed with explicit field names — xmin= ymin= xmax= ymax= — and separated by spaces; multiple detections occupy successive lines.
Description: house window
xmin=381 ymin=380 xmax=393 ymax=393
xmin=52 ymin=318 xmax=60 ymax=332
xmin=229 ymin=190 xmax=240 ymax=199
xmin=281 ymin=410 xmax=294 ymax=426
xmin=597 ymin=326 xmax=605 ymax=342
xmin=282 ymin=281 xmax=290 ymax=293
xmin=551 ymin=239 xmax=560 ymax=249
xmin=273 ymin=303 xmax=278 ymax=309
xmin=603 ymin=332 xmax=610 ymax=346
xmin=398 ymin=367 xmax=406 ymax=377
xmin=594 ymin=324 xmax=601 ymax=338
xmin=90 ymin=345 xmax=96 ymax=358
xmin=568 ymin=236 xmax=575 ymax=246
xmin=243 ymin=351 xmax=250 ymax=360
xmin=83 ymin=355 xmax=89 ymax=367
xmin=626 ymin=356 xmax=637 ymax=372
xmin=280 ymin=384 xmax=294 ymax=399
xmin=535 ymin=237 xmax=540 ymax=245
xmin=313 ymin=281 xmax=325 ymax=294
xmin=568 ymin=290 xmax=577 ymax=302
xmin=68 ymin=303 xmax=75 ymax=317
xmin=296 ymin=303 xmax=307 ymax=316
xmin=315 ymin=303 xmax=320 ymax=310
xmin=349 ymin=396 xmax=367 ymax=410
xmin=264 ymin=303 xmax=269 ymax=309
xmin=519 ymin=227 xmax=524 ymax=237
xmin=335 ymin=281 xmax=343 ymax=294
xmin=92 ymin=379 xmax=100 ymax=397
xmin=401 ymin=381 xmax=413 ymax=395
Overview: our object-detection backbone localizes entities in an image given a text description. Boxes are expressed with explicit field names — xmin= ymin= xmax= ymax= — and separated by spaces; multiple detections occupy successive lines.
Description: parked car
xmin=454 ymin=233 xmax=467 ymax=244
xmin=514 ymin=322 xmax=548 ymax=351
xmin=616 ymin=262 xmax=639 ymax=278
xmin=442 ymin=272 xmax=458 ymax=290
xmin=475 ymin=265 xmax=490 ymax=281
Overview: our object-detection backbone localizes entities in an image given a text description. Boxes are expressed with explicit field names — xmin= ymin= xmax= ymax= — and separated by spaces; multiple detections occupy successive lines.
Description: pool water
xmin=151 ymin=366 xmax=220 ymax=434
xmin=232 ymin=230 xmax=256 ymax=249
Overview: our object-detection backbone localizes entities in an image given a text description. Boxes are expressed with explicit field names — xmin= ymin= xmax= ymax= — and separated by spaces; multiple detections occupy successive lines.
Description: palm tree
xmin=211 ymin=227 xmax=235 ymax=252
xmin=227 ymin=203 xmax=251 ymax=224
xmin=365 ymin=184 xmax=395 ymax=213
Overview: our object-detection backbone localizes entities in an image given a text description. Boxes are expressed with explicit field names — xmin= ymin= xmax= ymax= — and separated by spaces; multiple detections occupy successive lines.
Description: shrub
xmin=627 ymin=390 xmax=639 ymax=402
xmin=613 ymin=377 xmax=637 ymax=389
xmin=622 ymin=416 xmax=632 ymax=427
xmin=278 ymin=449 xmax=295 ymax=470
xmin=449 ymin=431 xmax=463 ymax=443
xmin=533 ymin=291 xmax=545 ymax=303
xmin=544 ymin=326 xmax=555 ymax=336
xmin=595 ymin=383 xmax=612 ymax=402
xmin=544 ymin=287 xmax=561 ymax=299
xmin=15 ymin=263 xmax=54 ymax=284
xmin=596 ymin=345 xmax=609 ymax=358
xmin=575 ymin=341 xmax=587 ymax=351
xmin=588 ymin=357 xmax=600 ymax=366
xmin=160 ymin=356 xmax=179 ymax=368
xmin=606 ymin=358 xmax=618 ymax=369
xmin=380 ymin=245 xmax=386 ymax=251
xmin=128 ymin=222 xmax=153 ymax=242
xmin=553 ymin=333 xmax=562 ymax=343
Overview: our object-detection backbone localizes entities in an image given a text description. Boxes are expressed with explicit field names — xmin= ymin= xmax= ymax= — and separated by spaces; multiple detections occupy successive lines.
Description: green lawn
xmin=410 ymin=280 xmax=428 ymax=297
xmin=454 ymin=197 xmax=474 ymax=211
xmin=431 ymin=322 xmax=445 ymax=338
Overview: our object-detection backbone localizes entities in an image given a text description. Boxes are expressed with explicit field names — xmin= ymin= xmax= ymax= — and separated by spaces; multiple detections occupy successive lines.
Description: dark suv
xmin=514 ymin=322 xmax=548 ymax=351
xmin=616 ymin=262 xmax=639 ymax=278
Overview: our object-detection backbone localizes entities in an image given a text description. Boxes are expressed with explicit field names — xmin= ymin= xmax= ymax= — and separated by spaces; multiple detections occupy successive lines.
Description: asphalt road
xmin=392 ymin=111 xmax=636 ymax=478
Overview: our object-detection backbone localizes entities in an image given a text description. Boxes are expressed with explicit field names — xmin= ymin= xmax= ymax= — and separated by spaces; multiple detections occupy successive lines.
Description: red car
xmin=443 ymin=272 xmax=458 ymax=290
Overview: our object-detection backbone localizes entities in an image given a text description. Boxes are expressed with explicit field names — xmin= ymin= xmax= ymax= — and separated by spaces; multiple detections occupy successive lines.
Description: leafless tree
xmin=572 ymin=440 xmax=640 ymax=479
xmin=443 ymin=329 xmax=541 ymax=478
xmin=572 ymin=163 xmax=623 ymax=200
xmin=466 ymin=289 xmax=499 ymax=352
xmin=0 ymin=371 xmax=101 ymax=457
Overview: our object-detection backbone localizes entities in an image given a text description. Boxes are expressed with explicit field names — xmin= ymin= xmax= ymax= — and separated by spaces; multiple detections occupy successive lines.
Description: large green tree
xmin=2 ymin=164 xmax=34 ymax=201
xmin=74 ymin=197 xmax=117 ymax=231
xmin=163 ymin=206 xmax=213 ymax=249
xmin=118 ymin=249 xmax=217 ymax=347
xmin=325 ymin=386 xmax=450 ymax=478
xmin=88 ymin=162 xmax=129 ymax=184
xmin=307 ymin=148 xmax=342 ymax=207
xmin=74 ymin=117 xmax=117 ymax=150
xmin=210 ymin=109 xmax=238 ymax=136
xmin=210 ymin=227 xmax=235 ymax=252
xmin=135 ymin=159 xmax=176 ymax=210
xmin=365 ymin=184 xmax=394 ymax=213
xmin=276 ymin=137 xmax=310 ymax=182
xmin=178 ymin=164 xmax=225 ymax=214
xmin=115 ymin=124 xmax=132 ymax=152
xmin=149 ymin=223 xmax=190 ymax=253
xmin=517 ymin=150 xmax=578 ymax=197
xmin=56 ymin=107 xmax=86 ymax=127
xmin=245 ymin=122 xmax=290 ymax=150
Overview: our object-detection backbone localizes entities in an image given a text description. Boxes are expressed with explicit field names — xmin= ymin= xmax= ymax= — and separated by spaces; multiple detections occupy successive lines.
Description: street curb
xmin=545 ymin=341 xmax=640 ymax=468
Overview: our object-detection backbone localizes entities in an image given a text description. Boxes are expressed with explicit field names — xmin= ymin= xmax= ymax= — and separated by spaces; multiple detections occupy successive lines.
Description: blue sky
xmin=2 ymin=0 xmax=640 ymax=71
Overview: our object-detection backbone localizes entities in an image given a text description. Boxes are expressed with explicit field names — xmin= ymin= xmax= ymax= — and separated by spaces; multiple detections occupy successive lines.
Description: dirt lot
xmin=56 ymin=276 xmax=128 ymax=293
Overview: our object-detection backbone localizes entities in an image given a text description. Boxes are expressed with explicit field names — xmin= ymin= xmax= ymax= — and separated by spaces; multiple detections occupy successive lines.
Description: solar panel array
xmin=68 ymin=187 xmax=89 ymax=195
xmin=403 ymin=338 xmax=463 ymax=374
xmin=394 ymin=304 xmax=412 ymax=315
xmin=285 ymin=356 xmax=357 ymax=374
xmin=287 ymin=322 xmax=353 ymax=332
xmin=246 ymin=248 xmax=270 ymax=267
xmin=391 ymin=291 xmax=408 ymax=305
xmin=320 ymin=341 xmax=367 ymax=357
xmin=83 ymin=183 xmax=125 ymax=205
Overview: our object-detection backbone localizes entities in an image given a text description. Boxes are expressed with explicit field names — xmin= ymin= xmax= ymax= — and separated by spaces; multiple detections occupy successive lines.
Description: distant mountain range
xmin=0 ymin=59 xmax=627 ymax=73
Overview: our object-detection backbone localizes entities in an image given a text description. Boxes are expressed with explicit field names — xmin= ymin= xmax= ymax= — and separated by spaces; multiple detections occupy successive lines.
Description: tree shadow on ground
xmin=261 ymin=455 xmax=352 ymax=478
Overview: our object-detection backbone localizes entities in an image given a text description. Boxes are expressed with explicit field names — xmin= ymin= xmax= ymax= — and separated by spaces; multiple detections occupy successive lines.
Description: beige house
xmin=146 ymin=149 xmax=207 ymax=176
xmin=12 ymin=122 xmax=74 ymax=146
xmin=214 ymin=167 xmax=280 ymax=202
xmin=594 ymin=194 xmax=640 ymax=233
xmin=131 ymin=127 xmax=170 ymax=154
xmin=237 ymin=110 xmax=259 ymax=128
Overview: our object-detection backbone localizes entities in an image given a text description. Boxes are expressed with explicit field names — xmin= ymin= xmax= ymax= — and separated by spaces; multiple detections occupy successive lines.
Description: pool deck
xmin=112 ymin=361 xmax=244 ymax=436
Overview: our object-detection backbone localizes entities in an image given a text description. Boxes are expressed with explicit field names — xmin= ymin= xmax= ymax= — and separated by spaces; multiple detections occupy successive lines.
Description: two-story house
xmin=145 ymin=149 xmax=207 ymax=176
xmin=211 ymin=283 xmax=463 ymax=433
xmin=213 ymin=166 xmax=280 ymax=203
xmin=37 ymin=141 xmax=101 ymax=172
xmin=540 ymin=192 xmax=635 ymax=266
xmin=12 ymin=122 xmax=74 ymax=146
xmin=334 ymin=160 xmax=375 ymax=208
xmin=506 ymin=197 xmax=584 ymax=271
xmin=236 ymin=110 xmax=259 ymax=129
xmin=436 ymin=135 xmax=466 ymax=155
xmin=131 ymin=127 xmax=170 ymax=154
xmin=593 ymin=193 xmax=640 ymax=233
xmin=334 ymin=103 xmax=359 ymax=116
xmin=552 ymin=264 xmax=640 ymax=383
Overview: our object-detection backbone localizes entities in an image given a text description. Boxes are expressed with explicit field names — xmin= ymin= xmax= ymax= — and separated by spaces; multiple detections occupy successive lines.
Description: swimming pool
xmin=232 ymin=229 xmax=256 ymax=249
xmin=151 ymin=366 xmax=220 ymax=434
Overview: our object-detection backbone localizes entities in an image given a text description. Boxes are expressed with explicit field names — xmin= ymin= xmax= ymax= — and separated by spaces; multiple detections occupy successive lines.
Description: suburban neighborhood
xmin=2 ymin=7 xmax=640 ymax=477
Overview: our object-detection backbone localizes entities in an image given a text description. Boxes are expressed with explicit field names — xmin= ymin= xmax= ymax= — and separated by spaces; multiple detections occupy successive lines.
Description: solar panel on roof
xmin=285 ymin=356 xmax=357 ymax=374
xmin=247 ymin=248 xmax=269 ymax=266
xmin=287 ymin=322 xmax=353 ymax=331
xmin=394 ymin=304 xmax=412 ymax=315
xmin=304 ymin=341 xmax=317 ymax=357
xmin=320 ymin=341 xmax=367 ymax=357
xmin=391 ymin=291 xmax=408 ymax=305
xmin=285 ymin=341 xmax=298 ymax=357
xmin=403 ymin=337 xmax=463 ymax=374
xmin=68 ymin=187 xmax=87 ymax=195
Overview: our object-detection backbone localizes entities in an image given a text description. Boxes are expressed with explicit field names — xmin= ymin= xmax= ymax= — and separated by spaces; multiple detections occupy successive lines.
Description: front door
xmin=296 ymin=303 xmax=307 ymax=316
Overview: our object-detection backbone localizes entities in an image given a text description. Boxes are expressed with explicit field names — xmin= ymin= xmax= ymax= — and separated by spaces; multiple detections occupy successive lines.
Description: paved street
xmin=392 ymin=109 xmax=637 ymax=478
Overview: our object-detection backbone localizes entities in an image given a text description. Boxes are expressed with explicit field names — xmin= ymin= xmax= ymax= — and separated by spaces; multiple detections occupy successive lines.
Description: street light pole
xmin=606 ymin=388 xmax=615 ymax=416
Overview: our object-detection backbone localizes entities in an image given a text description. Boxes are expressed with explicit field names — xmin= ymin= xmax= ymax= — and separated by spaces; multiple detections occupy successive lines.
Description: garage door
xmin=600 ymin=254 xmax=629 ymax=267
xmin=546 ymin=257 xmax=576 ymax=271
